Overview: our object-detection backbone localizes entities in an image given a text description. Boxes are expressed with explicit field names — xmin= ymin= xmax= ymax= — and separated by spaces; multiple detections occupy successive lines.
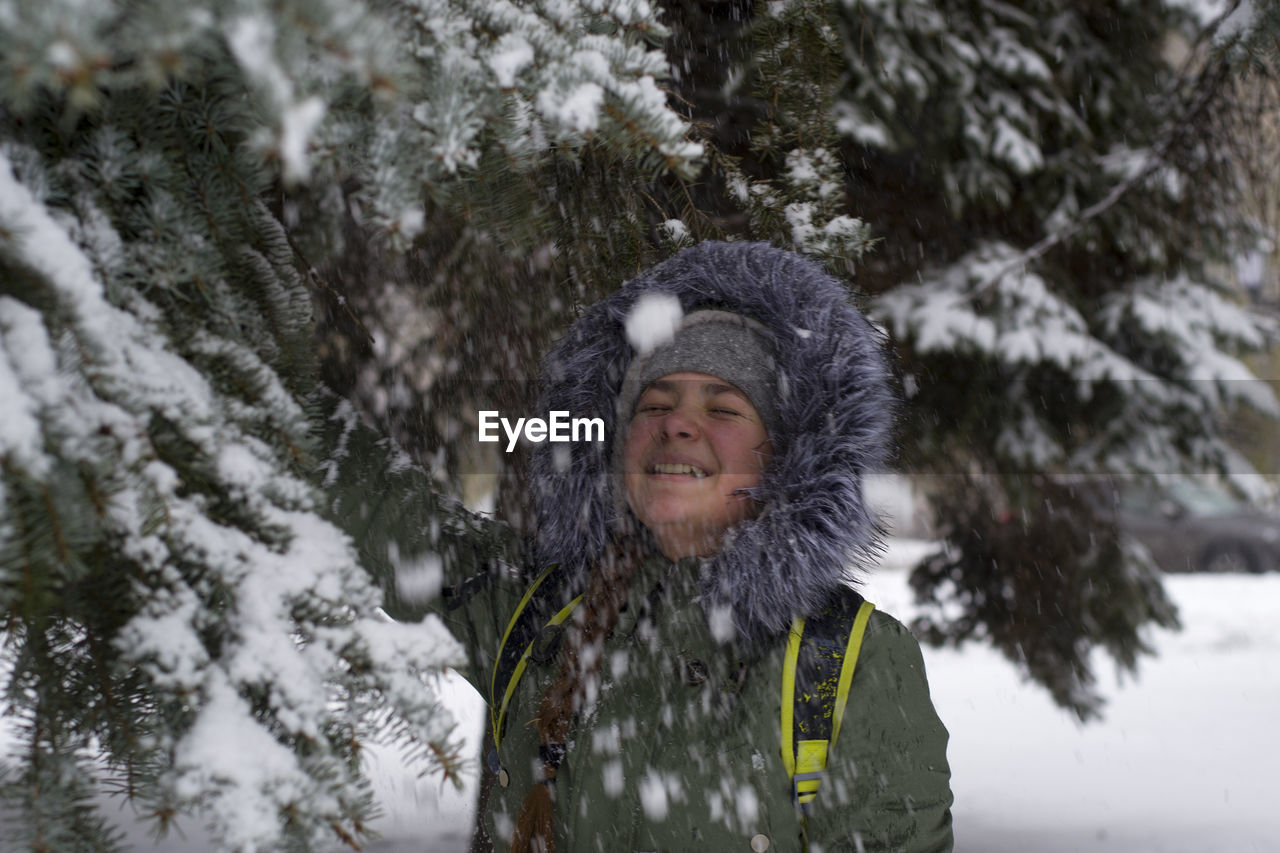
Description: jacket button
xmin=680 ymin=657 xmax=709 ymax=685
xmin=749 ymin=834 xmax=770 ymax=851
xmin=497 ymin=768 xmax=510 ymax=788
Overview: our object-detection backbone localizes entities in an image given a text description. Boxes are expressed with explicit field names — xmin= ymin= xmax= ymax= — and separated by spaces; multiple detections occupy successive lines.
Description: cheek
xmin=709 ymin=429 xmax=767 ymax=478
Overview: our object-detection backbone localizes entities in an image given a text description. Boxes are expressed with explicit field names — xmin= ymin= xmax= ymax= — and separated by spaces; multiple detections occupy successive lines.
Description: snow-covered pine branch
xmin=0 ymin=136 xmax=475 ymax=849
xmin=0 ymin=0 xmax=698 ymax=849
xmin=2 ymin=0 xmax=701 ymax=243
xmin=875 ymin=243 xmax=1278 ymax=489
xmin=721 ymin=2 xmax=876 ymax=267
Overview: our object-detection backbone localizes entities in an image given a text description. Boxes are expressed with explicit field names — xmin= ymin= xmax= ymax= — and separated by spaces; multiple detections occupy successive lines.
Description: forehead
xmin=641 ymin=371 xmax=747 ymax=397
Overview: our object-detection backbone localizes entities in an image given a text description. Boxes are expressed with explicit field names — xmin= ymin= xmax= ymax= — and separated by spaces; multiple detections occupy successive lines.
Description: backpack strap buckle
xmin=792 ymin=769 xmax=826 ymax=814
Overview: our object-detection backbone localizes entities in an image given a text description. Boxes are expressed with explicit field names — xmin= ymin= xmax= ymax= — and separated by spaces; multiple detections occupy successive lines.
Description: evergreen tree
xmin=0 ymin=0 xmax=696 ymax=849
xmin=833 ymin=0 xmax=1277 ymax=717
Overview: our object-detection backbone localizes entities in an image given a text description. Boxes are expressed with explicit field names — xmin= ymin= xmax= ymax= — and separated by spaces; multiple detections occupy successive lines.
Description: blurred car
xmin=1110 ymin=480 xmax=1280 ymax=573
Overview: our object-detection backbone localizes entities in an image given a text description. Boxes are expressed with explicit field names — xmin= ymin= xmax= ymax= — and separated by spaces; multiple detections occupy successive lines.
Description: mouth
xmin=649 ymin=462 xmax=709 ymax=478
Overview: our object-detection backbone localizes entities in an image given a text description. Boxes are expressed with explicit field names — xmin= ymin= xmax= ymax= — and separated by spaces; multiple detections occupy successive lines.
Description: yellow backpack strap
xmin=781 ymin=589 xmax=876 ymax=815
xmin=489 ymin=563 xmax=584 ymax=751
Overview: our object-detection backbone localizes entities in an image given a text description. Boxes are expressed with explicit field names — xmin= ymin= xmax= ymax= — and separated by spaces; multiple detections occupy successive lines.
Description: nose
xmin=658 ymin=405 xmax=700 ymax=441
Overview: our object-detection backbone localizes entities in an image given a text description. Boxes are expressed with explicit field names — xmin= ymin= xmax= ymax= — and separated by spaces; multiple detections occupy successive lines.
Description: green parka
xmin=434 ymin=552 xmax=953 ymax=853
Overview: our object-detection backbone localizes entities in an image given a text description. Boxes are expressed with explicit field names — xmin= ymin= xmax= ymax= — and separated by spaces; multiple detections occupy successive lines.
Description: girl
xmin=431 ymin=241 xmax=953 ymax=852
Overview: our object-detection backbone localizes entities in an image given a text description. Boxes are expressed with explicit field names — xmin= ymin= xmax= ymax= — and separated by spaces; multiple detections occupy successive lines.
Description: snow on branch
xmin=2 ymin=0 xmax=701 ymax=238
xmin=0 ymin=131 xmax=464 ymax=849
xmin=874 ymin=242 xmax=1275 ymax=477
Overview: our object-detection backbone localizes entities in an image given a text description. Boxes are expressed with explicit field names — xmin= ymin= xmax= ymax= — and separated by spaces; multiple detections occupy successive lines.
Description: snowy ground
xmin=16 ymin=539 xmax=1280 ymax=852
xmin=873 ymin=542 xmax=1280 ymax=853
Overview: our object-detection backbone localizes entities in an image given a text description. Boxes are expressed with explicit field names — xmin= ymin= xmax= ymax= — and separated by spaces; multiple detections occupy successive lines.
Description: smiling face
xmin=622 ymin=372 xmax=772 ymax=559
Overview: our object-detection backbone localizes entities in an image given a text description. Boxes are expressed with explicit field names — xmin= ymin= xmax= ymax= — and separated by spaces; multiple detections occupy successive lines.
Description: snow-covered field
xmin=872 ymin=542 xmax=1280 ymax=853
xmin=18 ymin=539 xmax=1280 ymax=852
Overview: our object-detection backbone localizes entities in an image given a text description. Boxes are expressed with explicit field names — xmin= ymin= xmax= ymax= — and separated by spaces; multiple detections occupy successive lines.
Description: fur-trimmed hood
xmin=530 ymin=241 xmax=895 ymax=651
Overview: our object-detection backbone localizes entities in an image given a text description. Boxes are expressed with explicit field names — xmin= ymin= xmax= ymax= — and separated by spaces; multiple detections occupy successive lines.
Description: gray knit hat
xmin=617 ymin=309 xmax=780 ymax=439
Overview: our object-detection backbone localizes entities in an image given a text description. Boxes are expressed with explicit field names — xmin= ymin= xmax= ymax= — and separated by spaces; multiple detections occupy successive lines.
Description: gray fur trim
xmin=530 ymin=241 xmax=896 ymax=653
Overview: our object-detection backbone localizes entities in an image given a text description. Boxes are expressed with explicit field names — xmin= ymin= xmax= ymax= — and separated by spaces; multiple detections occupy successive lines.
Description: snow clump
xmin=660 ymin=218 xmax=690 ymax=244
xmin=637 ymin=768 xmax=684 ymax=821
xmin=625 ymin=292 xmax=683 ymax=355
xmin=393 ymin=546 xmax=444 ymax=604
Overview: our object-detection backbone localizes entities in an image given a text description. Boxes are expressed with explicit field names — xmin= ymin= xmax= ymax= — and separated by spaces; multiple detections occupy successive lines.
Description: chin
xmin=639 ymin=497 xmax=707 ymax=526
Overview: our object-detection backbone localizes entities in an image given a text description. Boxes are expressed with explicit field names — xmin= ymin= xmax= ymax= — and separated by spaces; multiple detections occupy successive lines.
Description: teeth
xmin=652 ymin=463 xmax=706 ymax=478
